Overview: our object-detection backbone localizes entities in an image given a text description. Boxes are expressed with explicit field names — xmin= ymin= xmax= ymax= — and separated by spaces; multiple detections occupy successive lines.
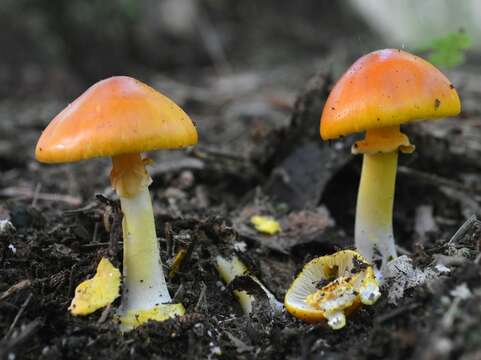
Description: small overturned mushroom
xmin=320 ymin=49 xmax=461 ymax=266
xmin=284 ymin=250 xmax=380 ymax=329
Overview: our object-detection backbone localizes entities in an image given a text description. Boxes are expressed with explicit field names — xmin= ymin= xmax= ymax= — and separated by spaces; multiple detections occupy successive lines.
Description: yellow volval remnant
xmin=69 ymin=258 xmax=121 ymax=316
xmin=250 ymin=215 xmax=281 ymax=235
xmin=119 ymin=304 xmax=185 ymax=331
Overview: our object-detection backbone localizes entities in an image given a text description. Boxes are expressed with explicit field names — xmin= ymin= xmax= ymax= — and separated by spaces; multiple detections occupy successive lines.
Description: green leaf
xmin=423 ymin=31 xmax=472 ymax=68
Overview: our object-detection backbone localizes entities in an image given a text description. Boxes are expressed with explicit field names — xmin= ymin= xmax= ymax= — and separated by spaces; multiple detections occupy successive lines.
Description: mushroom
xmin=35 ymin=76 xmax=198 ymax=330
xmin=284 ymin=250 xmax=380 ymax=329
xmin=216 ymin=255 xmax=283 ymax=315
xmin=320 ymin=49 xmax=461 ymax=266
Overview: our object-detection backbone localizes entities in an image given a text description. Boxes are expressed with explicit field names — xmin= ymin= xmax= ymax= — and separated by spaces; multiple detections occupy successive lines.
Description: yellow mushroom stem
xmin=353 ymin=126 xmax=414 ymax=266
xmin=110 ymin=153 xmax=183 ymax=330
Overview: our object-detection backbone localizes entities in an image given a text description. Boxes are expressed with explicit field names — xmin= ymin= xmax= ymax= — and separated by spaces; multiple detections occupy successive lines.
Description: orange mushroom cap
xmin=36 ymin=76 xmax=198 ymax=163
xmin=320 ymin=49 xmax=461 ymax=140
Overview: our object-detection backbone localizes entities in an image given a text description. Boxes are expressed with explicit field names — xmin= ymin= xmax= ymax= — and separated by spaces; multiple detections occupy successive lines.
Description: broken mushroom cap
xmin=35 ymin=76 xmax=198 ymax=163
xmin=320 ymin=49 xmax=461 ymax=141
xmin=284 ymin=250 xmax=380 ymax=330
xmin=216 ymin=255 xmax=283 ymax=316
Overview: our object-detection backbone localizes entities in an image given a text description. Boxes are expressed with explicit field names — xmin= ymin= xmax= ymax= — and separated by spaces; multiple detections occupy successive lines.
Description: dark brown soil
xmin=2 ymin=2 xmax=481 ymax=359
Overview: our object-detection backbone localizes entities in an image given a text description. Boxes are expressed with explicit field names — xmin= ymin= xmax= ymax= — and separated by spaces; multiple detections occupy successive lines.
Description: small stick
xmin=0 ymin=280 xmax=31 ymax=301
xmin=195 ymin=282 xmax=207 ymax=312
xmin=91 ymin=222 xmax=99 ymax=244
xmin=396 ymin=245 xmax=413 ymax=256
xmin=3 ymin=293 xmax=33 ymax=340
xmin=97 ymin=304 xmax=112 ymax=324
xmin=165 ymin=222 xmax=173 ymax=257
xmin=97 ymin=194 xmax=122 ymax=260
xmin=81 ymin=242 xmax=124 ymax=249
xmin=63 ymin=202 xmax=97 ymax=214
xmin=31 ymin=183 xmax=42 ymax=208
xmin=172 ymin=284 xmax=185 ymax=303
xmin=0 ymin=187 xmax=82 ymax=205
xmin=108 ymin=210 xmax=122 ymax=259
xmin=448 ymin=215 xmax=480 ymax=246
xmin=67 ymin=264 xmax=77 ymax=298
xmin=180 ymin=230 xmax=199 ymax=272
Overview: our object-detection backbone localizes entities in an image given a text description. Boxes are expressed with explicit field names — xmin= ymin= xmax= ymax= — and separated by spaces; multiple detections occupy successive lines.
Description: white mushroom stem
xmin=355 ymin=151 xmax=398 ymax=265
xmin=119 ymin=187 xmax=171 ymax=310
xmin=111 ymin=153 xmax=171 ymax=315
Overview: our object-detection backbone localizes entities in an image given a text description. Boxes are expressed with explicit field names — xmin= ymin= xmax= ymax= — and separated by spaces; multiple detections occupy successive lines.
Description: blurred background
xmin=2 ymin=0 xmax=479 ymax=99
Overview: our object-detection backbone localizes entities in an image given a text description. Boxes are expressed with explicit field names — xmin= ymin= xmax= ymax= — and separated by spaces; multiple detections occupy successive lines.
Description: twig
xmin=91 ymin=222 xmax=99 ymax=244
xmin=170 ymin=229 xmax=198 ymax=278
xmin=4 ymin=293 xmax=33 ymax=340
xmin=195 ymin=282 xmax=207 ymax=312
xmin=172 ymin=284 xmax=185 ymax=303
xmin=168 ymin=249 xmax=187 ymax=279
xmin=0 ymin=280 xmax=31 ymax=301
xmin=47 ymin=224 xmax=62 ymax=235
xmin=97 ymin=304 xmax=111 ymax=325
xmin=165 ymin=222 xmax=174 ymax=257
xmin=81 ymin=242 xmax=123 ymax=249
xmin=31 ymin=183 xmax=42 ymax=208
xmin=67 ymin=264 xmax=77 ymax=298
xmin=396 ymin=245 xmax=413 ymax=256
xmin=447 ymin=215 xmax=481 ymax=246
xmin=63 ymin=202 xmax=98 ymax=214
xmin=108 ymin=207 xmax=122 ymax=260
xmin=191 ymin=147 xmax=247 ymax=162
xmin=0 ymin=187 xmax=82 ymax=206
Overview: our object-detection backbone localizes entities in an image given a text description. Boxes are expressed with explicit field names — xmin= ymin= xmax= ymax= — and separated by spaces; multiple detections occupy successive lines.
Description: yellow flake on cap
xmin=250 ymin=215 xmax=281 ymax=235
xmin=69 ymin=258 xmax=121 ymax=316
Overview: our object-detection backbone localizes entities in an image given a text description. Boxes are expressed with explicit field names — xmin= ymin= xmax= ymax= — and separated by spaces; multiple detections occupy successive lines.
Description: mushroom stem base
xmin=355 ymin=151 xmax=398 ymax=265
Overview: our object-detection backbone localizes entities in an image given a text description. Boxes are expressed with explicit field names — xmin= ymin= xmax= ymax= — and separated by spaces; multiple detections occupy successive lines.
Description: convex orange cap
xmin=36 ymin=76 xmax=198 ymax=163
xmin=320 ymin=49 xmax=461 ymax=140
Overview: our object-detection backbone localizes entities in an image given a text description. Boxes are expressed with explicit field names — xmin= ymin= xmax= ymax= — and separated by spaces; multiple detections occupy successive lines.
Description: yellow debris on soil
xmin=69 ymin=257 xmax=121 ymax=316
xmin=250 ymin=215 xmax=281 ymax=235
